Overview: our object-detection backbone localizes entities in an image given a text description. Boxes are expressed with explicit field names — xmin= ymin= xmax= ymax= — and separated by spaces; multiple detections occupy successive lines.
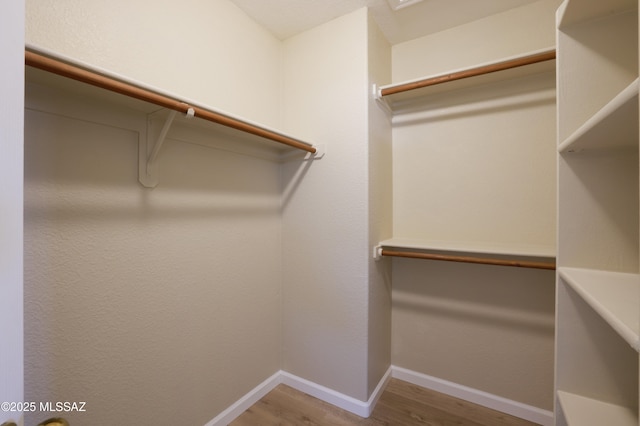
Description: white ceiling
xmin=229 ymin=0 xmax=541 ymax=45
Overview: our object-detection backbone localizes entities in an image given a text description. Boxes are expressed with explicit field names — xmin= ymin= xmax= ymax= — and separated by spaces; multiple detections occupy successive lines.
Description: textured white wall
xmin=392 ymin=74 xmax=557 ymax=248
xmin=24 ymin=83 xmax=283 ymax=426
xmin=0 ymin=1 xmax=24 ymax=425
xmin=281 ymin=8 xmax=375 ymax=402
xmin=389 ymin=0 xmax=560 ymax=411
xmin=24 ymin=1 xmax=285 ymax=424
xmin=25 ymin=0 xmax=394 ymax=419
xmin=393 ymin=260 xmax=556 ymax=408
xmin=26 ymin=0 xmax=284 ymax=128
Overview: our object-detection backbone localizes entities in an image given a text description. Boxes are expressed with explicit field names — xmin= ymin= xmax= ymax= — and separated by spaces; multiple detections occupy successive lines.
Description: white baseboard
xmin=280 ymin=367 xmax=392 ymax=418
xmin=204 ymin=366 xmax=552 ymax=426
xmin=203 ymin=371 xmax=282 ymax=426
xmin=204 ymin=367 xmax=392 ymax=425
xmin=391 ymin=366 xmax=553 ymax=426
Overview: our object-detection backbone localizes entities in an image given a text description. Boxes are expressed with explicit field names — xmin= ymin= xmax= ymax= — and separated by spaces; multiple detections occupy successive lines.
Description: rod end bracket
xmin=373 ymin=245 xmax=383 ymax=261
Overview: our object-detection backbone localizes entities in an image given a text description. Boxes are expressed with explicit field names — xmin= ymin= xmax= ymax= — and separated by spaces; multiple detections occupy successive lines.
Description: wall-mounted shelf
xmin=557 ymin=0 xmax=637 ymax=29
xmin=374 ymin=238 xmax=556 ymax=270
xmin=25 ymin=46 xmax=324 ymax=187
xmin=558 ymin=267 xmax=639 ymax=351
xmin=375 ymin=48 xmax=556 ymax=111
xmin=558 ymin=78 xmax=639 ymax=153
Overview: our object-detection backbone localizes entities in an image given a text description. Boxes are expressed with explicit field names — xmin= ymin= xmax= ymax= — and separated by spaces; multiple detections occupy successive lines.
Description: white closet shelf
xmin=24 ymin=46 xmax=321 ymax=170
xmin=558 ymin=267 xmax=640 ymax=351
xmin=375 ymin=48 xmax=555 ymax=109
xmin=557 ymin=390 xmax=638 ymax=426
xmin=558 ymin=0 xmax=638 ymax=29
xmin=374 ymin=238 xmax=556 ymax=270
xmin=558 ymin=78 xmax=639 ymax=153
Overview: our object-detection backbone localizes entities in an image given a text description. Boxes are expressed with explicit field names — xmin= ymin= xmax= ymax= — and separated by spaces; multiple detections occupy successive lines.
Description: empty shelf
xmin=557 ymin=390 xmax=638 ymax=426
xmin=558 ymin=0 xmax=638 ymax=29
xmin=558 ymin=267 xmax=640 ymax=351
xmin=558 ymin=78 xmax=639 ymax=153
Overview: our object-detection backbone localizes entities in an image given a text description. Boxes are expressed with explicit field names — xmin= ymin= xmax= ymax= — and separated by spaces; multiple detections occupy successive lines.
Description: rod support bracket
xmin=310 ymin=144 xmax=326 ymax=160
xmin=139 ymin=107 xmax=192 ymax=188
xmin=280 ymin=143 xmax=326 ymax=162
xmin=372 ymin=83 xmax=392 ymax=116
xmin=373 ymin=245 xmax=383 ymax=261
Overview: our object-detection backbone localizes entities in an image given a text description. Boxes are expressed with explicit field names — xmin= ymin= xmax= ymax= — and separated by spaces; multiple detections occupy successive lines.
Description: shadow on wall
xmin=23 ymin=107 xmax=314 ymax=222
xmin=23 ymin=99 xmax=288 ymax=425
xmin=392 ymin=71 xmax=556 ymax=125
xmin=390 ymin=257 xmax=556 ymax=409
xmin=392 ymin=257 xmax=555 ymax=334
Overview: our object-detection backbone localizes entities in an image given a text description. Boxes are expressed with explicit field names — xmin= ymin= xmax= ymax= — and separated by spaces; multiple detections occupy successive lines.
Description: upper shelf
xmin=558 ymin=78 xmax=639 ymax=153
xmin=376 ymin=48 xmax=556 ymax=110
xmin=25 ymin=46 xmax=319 ymax=157
xmin=558 ymin=0 xmax=638 ymax=30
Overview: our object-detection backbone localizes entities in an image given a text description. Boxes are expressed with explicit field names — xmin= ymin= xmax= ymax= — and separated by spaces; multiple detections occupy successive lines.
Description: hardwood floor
xmin=230 ymin=378 xmax=541 ymax=425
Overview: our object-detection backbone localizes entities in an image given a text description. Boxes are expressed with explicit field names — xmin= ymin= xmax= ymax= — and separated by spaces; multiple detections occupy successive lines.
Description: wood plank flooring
xmin=230 ymin=378 xmax=542 ymax=425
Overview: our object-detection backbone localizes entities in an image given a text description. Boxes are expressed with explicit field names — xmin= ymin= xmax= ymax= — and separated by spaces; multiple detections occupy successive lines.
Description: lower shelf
xmin=378 ymin=238 xmax=555 ymax=258
xmin=557 ymin=391 xmax=638 ymax=426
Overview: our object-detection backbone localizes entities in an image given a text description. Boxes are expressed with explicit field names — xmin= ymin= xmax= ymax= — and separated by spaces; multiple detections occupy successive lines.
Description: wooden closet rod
xmin=380 ymin=248 xmax=556 ymax=270
xmin=25 ymin=50 xmax=317 ymax=154
xmin=380 ymin=50 xmax=556 ymax=97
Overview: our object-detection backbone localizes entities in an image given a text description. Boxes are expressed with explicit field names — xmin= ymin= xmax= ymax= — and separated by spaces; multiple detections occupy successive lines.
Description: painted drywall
xmin=24 ymin=1 xmax=285 ymax=424
xmin=366 ymin=12 xmax=393 ymax=398
xmin=24 ymin=83 xmax=284 ymax=426
xmin=281 ymin=8 xmax=384 ymax=402
xmin=392 ymin=73 xmax=557 ymax=248
xmin=392 ymin=0 xmax=562 ymax=83
xmin=389 ymin=0 xmax=560 ymax=411
xmin=0 ymin=1 xmax=24 ymax=425
xmin=25 ymin=1 xmax=393 ymax=421
xmin=26 ymin=0 xmax=284 ymax=129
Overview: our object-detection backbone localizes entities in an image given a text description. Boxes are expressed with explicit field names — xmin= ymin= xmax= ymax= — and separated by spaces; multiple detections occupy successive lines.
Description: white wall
xmin=24 ymin=2 xmax=393 ymax=422
xmin=281 ymin=8 xmax=390 ymax=402
xmin=26 ymin=0 xmax=283 ymax=129
xmin=0 ymin=1 xmax=24 ymax=425
xmin=24 ymin=1 xmax=285 ymax=424
xmin=24 ymin=93 xmax=283 ymax=425
xmin=392 ymin=0 xmax=562 ymax=82
xmin=389 ymin=0 xmax=561 ymax=411
xmin=366 ymin=12 xmax=393 ymax=397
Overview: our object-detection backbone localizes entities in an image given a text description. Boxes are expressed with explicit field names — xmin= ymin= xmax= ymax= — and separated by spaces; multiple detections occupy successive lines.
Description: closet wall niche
xmin=376 ymin=0 xmax=561 ymax=418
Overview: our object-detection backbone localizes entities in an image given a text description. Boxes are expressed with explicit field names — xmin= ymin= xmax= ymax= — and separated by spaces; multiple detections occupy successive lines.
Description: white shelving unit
xmin=555 ymin=0 xmax=639 ymax=424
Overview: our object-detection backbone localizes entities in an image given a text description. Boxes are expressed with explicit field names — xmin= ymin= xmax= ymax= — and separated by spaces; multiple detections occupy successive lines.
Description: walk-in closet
xmin=1 ymin=0 xmax=638 ymax=425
